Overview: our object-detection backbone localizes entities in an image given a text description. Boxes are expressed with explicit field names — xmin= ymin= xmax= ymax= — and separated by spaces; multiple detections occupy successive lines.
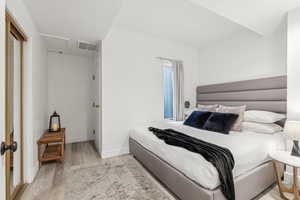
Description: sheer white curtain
xmin=172 ymin=60 xmax=184 ymax=121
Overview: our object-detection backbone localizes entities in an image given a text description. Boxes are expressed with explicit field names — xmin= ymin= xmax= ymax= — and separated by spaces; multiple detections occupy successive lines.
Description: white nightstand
xmin=270 ymin=150 xmax=300 ymax=200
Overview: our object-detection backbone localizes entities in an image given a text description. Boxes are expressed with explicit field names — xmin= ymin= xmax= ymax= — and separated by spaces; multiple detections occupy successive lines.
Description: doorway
xmin=3 ymin=11 xmax=27 ymax=200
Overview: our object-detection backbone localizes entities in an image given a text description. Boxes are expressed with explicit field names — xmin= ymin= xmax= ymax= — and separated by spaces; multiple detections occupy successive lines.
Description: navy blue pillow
xmin=183 ymin=111 xmax=212 ymax=129
xmin=202 ymin=112 xmax=238 ymax=134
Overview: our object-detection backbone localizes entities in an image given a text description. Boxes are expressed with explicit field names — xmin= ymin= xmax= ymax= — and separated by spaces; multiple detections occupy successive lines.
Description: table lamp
xmin=284 ymin=121 xmax=300 ymax=157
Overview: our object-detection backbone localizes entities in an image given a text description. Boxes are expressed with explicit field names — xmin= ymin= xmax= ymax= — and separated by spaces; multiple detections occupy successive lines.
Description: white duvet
xmin=129 ymin=120 xmax=285 ymax=190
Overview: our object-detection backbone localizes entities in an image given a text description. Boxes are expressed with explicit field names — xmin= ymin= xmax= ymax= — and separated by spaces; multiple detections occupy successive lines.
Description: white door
xmin=92 ymin=44 xmax=101 ymax=153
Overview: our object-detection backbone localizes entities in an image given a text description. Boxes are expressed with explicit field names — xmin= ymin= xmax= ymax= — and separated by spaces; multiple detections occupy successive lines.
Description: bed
xmin=129 ymin=76 xmax=287 ymax=200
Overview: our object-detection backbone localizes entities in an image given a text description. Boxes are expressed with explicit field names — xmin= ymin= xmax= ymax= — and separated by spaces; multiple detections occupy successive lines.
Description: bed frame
xmin=130 ymin=76 xmax=287 ymax=200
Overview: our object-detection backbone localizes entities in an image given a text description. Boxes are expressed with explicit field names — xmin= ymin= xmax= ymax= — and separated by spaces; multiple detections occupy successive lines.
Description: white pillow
xmin=197 ymin=104 xmax=218 ymax=112
xmin=244 ymin=110 xmax=286 ymax=123
xmin=241 ymin=121 xmax=283 ymax=134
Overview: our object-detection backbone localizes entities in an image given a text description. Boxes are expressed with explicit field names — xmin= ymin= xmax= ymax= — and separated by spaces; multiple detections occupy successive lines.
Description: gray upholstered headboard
xmin=196 ymin=76 xmax=287 ymax=113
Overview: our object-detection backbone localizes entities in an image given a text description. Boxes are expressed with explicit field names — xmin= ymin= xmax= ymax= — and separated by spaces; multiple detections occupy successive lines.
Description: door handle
xmin=92 ymin=102 xmax=100 ymax=108
xmin=1 ymin=141 xmax=18 ymax=156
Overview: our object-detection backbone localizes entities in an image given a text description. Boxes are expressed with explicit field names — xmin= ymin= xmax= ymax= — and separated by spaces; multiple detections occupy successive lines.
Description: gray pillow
xmin=197 ymin=104 xmax=218 ymax=112
xmin=217 ymin=105 xmax=246 ymax=131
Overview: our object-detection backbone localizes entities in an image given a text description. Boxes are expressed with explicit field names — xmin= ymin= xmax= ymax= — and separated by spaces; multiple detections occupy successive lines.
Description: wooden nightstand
xmin=270 ymin=150 xmax=300 ymax=200
xmin=37 ymin=128 xmax=66 ymax=168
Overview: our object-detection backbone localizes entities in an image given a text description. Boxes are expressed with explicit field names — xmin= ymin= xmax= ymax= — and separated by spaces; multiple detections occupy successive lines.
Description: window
xmin=160 ymin=57 xmax=184 ymax=121
xmin=163 ymin=62 xmax=175 ymax=119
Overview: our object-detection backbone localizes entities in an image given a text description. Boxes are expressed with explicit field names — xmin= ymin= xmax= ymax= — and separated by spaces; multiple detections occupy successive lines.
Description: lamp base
xmin=48 ymin=128 xmax=61 ymax=133
xmin=291 ymin=140 xmax=300 ymax=157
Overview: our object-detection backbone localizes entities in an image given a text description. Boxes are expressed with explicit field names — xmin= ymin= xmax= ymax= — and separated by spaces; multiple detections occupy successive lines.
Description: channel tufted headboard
xmin=196 ymin=76 xmax=287 ymax=113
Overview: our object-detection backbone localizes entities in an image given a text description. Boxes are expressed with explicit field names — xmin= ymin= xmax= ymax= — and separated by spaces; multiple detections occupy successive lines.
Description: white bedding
xmin=129 ymin=120 xmax=285 ymax=190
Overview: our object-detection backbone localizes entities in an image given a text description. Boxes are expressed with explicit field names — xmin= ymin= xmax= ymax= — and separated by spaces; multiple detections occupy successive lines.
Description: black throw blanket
xmin=148 ymin=127 xmax=235 ymax=200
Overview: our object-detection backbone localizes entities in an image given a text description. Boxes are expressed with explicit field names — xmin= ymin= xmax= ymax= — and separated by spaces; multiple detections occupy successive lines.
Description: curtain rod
xmin=156 ymin=57 xmax=182 ymax=62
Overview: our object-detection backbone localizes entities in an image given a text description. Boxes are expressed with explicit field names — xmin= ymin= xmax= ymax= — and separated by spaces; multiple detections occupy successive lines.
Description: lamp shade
xmin=284 ymin=121 xmax=300 ymax=141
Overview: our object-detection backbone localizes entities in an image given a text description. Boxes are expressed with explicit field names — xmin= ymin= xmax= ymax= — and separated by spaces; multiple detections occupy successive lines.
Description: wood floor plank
xmin=21 ymin=141 xmax=101 ymax=200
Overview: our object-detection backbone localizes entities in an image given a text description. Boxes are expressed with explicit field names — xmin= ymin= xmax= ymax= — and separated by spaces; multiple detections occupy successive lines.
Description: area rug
xmin=64 ymin=154 xmax=283 ymax=200
xmin=65 ymin=155 xmax=176 ymax=200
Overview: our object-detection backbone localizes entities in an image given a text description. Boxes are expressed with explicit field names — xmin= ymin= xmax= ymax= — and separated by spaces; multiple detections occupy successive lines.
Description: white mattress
xmin=129 ymin=120 xmax=285 ymax=190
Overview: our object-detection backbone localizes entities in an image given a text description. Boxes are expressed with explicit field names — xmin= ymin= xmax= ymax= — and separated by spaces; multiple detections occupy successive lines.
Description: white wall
xmin=0 ymin=0 xmax=6 ymax=198
xmin=197 ymin=27 xmax=287 ymax=85
xmin=6 ymin=0 xmax=48 ymax=183
xmin=287 ymin=8 xmax=300 ymax=121
xmin=31 ymin=31 xmax=48 ymax=181
xmin=101 ymin=26 xmax=200 ymax=158
xmin=48 ymin=52 xmax=94 ymax=143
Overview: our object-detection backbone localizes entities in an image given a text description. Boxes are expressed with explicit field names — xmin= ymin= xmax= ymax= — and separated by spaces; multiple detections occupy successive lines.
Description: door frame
xmin=5 ymin=10 xmax=27 ymax=200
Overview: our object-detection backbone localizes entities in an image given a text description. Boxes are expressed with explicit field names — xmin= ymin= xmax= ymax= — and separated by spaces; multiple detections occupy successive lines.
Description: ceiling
xmin=24 ymin=0 xmax=122 ymax=56
xmin=115 ymin=0 xmax=253 ymax=47
xmin=187 ymin=0 xmax=300 ymax=35
xmin=114 ymin=0 xmax=248 ymax=48
xmin=24 ymin=0 xmax=122 ymax=42
xmin=24 ymin=0 xmax=300 ymax=53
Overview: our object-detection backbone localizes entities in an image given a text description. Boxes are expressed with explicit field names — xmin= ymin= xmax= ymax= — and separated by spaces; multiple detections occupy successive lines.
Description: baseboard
xmin=101 ymin=147 xmax=129 ymax=159
xmin=25 ymin=161 xmax=39 ymax=184
xmin=66 ymin=137 xmax=89 ymax=144
xmin=31 ymin=161 xmax=39 ymax=182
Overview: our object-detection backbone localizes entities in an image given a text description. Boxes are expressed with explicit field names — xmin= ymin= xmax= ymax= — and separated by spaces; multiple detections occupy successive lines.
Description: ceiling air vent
xmin=78 ymin=41 xmax=97 ymax=51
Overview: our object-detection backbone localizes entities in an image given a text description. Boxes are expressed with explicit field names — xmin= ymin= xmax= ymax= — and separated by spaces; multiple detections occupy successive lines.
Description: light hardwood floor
xmin=20 ymin=141 xmax=287 ymax=200
xmin=21 ymin=141 xmax=102 ymax=200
